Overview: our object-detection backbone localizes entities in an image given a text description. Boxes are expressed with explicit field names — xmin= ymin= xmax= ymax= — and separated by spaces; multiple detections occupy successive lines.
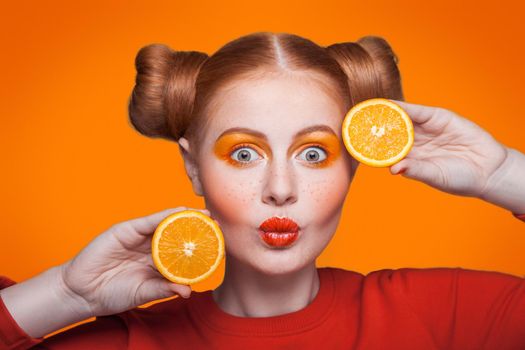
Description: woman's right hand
xmin=59 ymin=207 xmax=207 ymax=317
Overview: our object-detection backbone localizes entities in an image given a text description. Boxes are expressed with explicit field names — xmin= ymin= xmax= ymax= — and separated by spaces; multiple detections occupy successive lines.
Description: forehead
xmin=202 ymin=73 xmax=346 ymax=143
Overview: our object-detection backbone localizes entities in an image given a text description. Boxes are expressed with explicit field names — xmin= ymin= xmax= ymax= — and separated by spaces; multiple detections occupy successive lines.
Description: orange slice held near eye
xmin=342 ymin=98 xmax=414 ymax=167
xmin=152 ymin=210 xmax=225 ymax=285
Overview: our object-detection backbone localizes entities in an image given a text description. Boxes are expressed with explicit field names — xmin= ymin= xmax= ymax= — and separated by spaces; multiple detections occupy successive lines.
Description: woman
xmin=1 ymin=32 xmax=524 ymax=349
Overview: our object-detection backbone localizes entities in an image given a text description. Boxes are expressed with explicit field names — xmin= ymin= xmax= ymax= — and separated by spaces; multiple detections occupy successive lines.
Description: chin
xmin=247 ymin=249 xmax=313 ymax=276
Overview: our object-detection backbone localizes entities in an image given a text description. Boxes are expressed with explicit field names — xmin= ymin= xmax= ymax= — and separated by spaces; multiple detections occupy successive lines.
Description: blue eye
xmin=231 ymin=147 xmax=262 ymax=163
xmin=297 ymin=146 xmax=327 ymax=163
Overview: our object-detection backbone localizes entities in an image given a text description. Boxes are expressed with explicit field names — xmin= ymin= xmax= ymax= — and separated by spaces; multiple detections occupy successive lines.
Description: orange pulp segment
xmin=152 ymin=210 xmax=225 ymax=285
xmin=342 ymin=98 xmax=414 ymax=167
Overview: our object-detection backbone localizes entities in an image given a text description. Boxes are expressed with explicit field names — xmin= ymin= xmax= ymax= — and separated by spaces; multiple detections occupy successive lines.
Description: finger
xmin=388 ymin=99 xmax=441 ymax=125
xmin=390 ymin=159 xmax=411 ymax=175
xmin=196 ymin=208 xmax=211 ymax=216
xmin=135 ymin=277 xmax=192 ymax=304
xmin=127 ymin=207 xmax=212 ymax=236
xmin=168 ymin=283 xmax=192 ymax=299
xmin=189 ymin=209 xmax=220 ymax=228
xmin=390 ymin=158 xmax=443 ymax=185
xmin=126 ymin=207 xmax=188 ymax=236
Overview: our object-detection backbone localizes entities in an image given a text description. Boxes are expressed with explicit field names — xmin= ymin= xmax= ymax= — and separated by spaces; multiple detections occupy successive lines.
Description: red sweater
xmin=1 ymin=266 xmax=525 ymax=350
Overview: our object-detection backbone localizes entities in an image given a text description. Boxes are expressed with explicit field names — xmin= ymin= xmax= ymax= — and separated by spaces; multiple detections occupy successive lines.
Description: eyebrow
xmin=216 ymin=124 xmax=337 ymax=142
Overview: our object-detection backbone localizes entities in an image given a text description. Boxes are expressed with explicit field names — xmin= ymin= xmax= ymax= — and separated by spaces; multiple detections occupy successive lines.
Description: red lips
xmin=259 ymin=216 xmax=299 ymax=233
xmin=258 ymin=217 xmax=299 ymax=248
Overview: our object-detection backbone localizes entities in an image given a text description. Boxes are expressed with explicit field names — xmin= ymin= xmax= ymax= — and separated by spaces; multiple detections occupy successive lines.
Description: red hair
xmin=128 ymin=32 xmax=404 ymax=151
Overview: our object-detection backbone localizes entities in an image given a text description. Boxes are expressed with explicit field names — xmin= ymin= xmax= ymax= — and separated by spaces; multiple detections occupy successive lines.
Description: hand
xmin=59 ymin=207 xmax=210 ymax=317
xmin=388 ymin=100 xmax=508 ymax=198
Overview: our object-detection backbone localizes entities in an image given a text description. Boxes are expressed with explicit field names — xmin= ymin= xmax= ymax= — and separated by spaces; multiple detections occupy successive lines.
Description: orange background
xmin=1 ymin=0 xmax=524 ymax=336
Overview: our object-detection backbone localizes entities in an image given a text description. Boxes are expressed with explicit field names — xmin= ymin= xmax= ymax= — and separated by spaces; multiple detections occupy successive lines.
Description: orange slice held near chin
xmin=152 ymin=210 xmax=225 ymax=285
xmin=342 ymin=98 xmax=414 ymax=167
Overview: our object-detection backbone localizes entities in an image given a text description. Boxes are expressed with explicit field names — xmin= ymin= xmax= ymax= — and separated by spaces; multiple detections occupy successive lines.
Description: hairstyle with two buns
xmin=128 ymin=32 xmax=404 ymax=154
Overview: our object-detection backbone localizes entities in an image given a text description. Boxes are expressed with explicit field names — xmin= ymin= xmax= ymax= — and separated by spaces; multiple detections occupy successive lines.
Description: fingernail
xmin=396 ymin=168 xmax=407 ymax=175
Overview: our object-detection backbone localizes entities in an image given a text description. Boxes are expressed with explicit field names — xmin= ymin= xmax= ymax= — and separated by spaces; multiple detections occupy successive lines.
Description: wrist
xmin=56 ymin=262 xmax=94 ymax=320
xmin=479 ymin=146 xmax=525 ymax=214
xmin=0 ymin=264 xmax=94 ymax=339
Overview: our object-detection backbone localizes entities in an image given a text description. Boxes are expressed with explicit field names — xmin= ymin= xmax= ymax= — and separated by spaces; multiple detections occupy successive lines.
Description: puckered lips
xmin=258 ymin=217 xmax=299 ymax=247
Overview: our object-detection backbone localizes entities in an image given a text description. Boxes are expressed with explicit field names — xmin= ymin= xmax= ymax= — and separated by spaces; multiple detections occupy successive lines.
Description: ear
xmin=351 ymin=157 xmax=360 ymax=177
xmin=178 ymin=137 xmax=204 ymax=197
xmin=346 ymin=156 xmax=360 ymax=183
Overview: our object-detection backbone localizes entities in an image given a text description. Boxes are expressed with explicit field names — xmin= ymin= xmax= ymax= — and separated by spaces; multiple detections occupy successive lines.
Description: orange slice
xmin=342 ymin=98 xmax=414 ymax=167
xmin=152 ymin=210 xmax=225 ymax=285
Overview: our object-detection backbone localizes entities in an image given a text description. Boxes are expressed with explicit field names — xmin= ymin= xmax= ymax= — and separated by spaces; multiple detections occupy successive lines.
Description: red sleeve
xmin=29 ymin=317 xmax=128 ymax=350
xmin=392 ymin=267 xmax=525 ymax=349
xmin=0 ymin=276 xmax=44 ymax=350
xmin=0 ymin=276 xmax=128 ymax=350
xmin=513 ymin=212 xmax=525 ymax=223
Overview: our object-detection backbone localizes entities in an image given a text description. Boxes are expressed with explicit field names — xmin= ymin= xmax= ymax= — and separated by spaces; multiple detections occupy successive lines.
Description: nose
xmin=261 ymin=158 xmax=298 ymax=206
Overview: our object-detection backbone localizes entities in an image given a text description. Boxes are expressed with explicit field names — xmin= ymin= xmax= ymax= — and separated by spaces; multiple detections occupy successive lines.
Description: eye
xmin=230 ymin=146 xmax=262 ymax=163
xmin=296 ymin=146 xmax=328 ymax=163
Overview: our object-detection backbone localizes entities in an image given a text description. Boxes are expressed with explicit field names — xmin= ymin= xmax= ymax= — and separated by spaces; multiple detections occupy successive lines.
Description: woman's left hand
xmin=388 ymin=100 xmax=509 ymax=198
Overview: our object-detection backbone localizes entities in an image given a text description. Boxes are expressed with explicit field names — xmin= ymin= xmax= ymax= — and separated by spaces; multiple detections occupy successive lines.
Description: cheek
xmin=200 ymin=161 xmax=260 ymax=220
xmin=304 ymin=163 xmax=350 ymax=206
xmin=299 ymin=162 xmax=351 ymax=231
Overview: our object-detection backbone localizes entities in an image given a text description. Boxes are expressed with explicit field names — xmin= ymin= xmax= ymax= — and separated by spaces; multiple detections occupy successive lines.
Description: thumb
xmin=390 ymin=158 xmax=442 ymax=185
xmin=127 ymin=207 xmax=189 ymax=237
xmin=390 ymin=159 xmax=411 ymax=175
xmin=388 ymin=99 xmax=440 ymax=124
xmin=135 ymin=278 xmax=192 ymax=304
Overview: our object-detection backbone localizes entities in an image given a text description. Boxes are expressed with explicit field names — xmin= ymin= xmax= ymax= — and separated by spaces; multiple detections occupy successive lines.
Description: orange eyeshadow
xmin=213 ymin=133 xmax=270 ymax=167
xmin=291 ymin=131 xmax=341 ymax=168
xmin=213 ymin=131 xmax=341 ymax=168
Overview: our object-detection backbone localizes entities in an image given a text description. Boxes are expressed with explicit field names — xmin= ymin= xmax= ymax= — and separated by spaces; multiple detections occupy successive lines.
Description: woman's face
xmin=179 ymin=72 xmax=358 ymax=276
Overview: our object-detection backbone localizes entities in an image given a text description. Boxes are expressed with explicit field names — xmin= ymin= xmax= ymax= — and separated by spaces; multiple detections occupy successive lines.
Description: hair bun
xmin=128 ymin=44 xmax=208 ymax=141
xmin=326 ymin=36 xmax=403 ymax=104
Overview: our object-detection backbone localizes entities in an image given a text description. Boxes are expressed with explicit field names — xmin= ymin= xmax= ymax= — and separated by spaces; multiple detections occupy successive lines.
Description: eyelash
xmin=229 ymin=144 xmax=264 ymax=167
xmin=229 ymin=143 xmax=329 ymax=167
xmin=297 ymin=144 xmax=330 ymax=167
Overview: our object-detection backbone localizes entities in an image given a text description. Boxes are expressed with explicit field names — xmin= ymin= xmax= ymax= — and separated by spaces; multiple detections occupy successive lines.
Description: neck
xmin=211 ymin=256 xmax=320 ymax=318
